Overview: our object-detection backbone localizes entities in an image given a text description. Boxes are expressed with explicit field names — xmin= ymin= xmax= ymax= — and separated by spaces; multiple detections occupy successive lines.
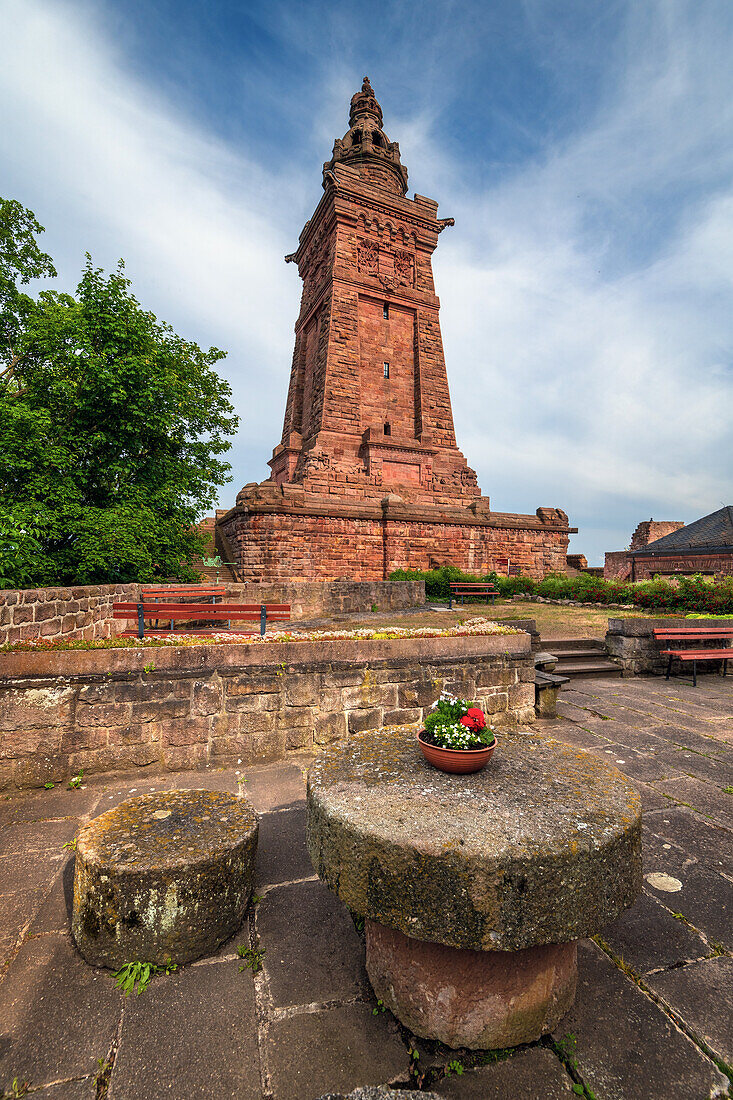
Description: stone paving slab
xmin=0 ymin=849 xmax=66 ymax=896
xmin=652 ymin=776 xmax=733 ymax=828
xmin=107 ymin=957 xmax=262 ymax=1099
xmin=242 ymin=760 xmax=309 ymax=812
xmin=644 ymin=805 xmax=733 ymax=868
xmin=0 ymin=817 xmax=78 ymax=854
xmin=28 ymin=858 xmax=75 ymax=935
xmin=552 ymin=941 xmax=728 ymax=1100
xmin=645 ymin=956 xmax=733 ymax=1067
xmin=256 ymin=879 xmax=368 ymax=1007
xmin=641 ymin=822 xmax=732 ymax=950
xmin=266 ymin=1003 xmax=408 ymax=1100
xmin=0 ymin=932 xmax=121 ymax=1088
xmin=0 ymin=784 xmax=101 ymax=826
xmin=601 ymin=891 xmax=710 ymax=974
xmin=435 ymin=1047 xmax=575 ymax=1098
xmin=256 ymin=804 xmax=313 ymax=887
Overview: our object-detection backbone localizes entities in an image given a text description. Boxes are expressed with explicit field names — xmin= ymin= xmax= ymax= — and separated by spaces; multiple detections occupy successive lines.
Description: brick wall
xmin=0 ymin=632 xmax=533 ymax=790
xmin=604 ymin=552 xmax=633 ymax=581
xmin=0 ymin=584 xmax=137 ymax=648
xmin=605 ymin=551 xmax=733 ymax=581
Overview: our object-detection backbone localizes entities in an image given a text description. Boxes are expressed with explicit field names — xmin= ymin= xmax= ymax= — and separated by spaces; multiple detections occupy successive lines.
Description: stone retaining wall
xmin=0 ymin=580 xmax=425 ymax=648
xmin=605 ymin=617 xmax=733 ymax=675
xmin=0 ymin=633 xmax=533 ymax=790
xmin=0 ymin=584 xmax=137 ymax=648
xmin=218 ymin=580 xmax=425 ymax=619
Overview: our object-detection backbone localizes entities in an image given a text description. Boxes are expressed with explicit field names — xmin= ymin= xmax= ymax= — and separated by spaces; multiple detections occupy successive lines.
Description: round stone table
xmin=72 ymin=790 xmax=258 ymax=967
xmin=307 ymin=727 xmax=642 ymax=1049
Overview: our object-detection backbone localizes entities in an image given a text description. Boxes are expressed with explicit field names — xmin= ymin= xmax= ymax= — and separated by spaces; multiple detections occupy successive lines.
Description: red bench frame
xmin=113 ymin=601 xmax=290 ymax=639
xmin=448 ymin=582 xmax=499 ymax=609
xmin=653 ymin=627 xmax=733 ymax=687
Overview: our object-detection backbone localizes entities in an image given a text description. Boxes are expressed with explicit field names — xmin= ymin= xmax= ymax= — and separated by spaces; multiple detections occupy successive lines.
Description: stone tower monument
xmin=220 ymin=79 xmax=575 ymax=580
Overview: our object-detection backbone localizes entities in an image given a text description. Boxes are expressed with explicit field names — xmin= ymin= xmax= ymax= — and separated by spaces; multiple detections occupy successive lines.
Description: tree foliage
xmin=0 ymin=198 xmax=239 ymax=587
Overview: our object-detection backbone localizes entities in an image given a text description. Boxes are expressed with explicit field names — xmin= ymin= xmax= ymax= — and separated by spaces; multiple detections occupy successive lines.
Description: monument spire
xmin=323 ymin=76 xmax=408 ymax=196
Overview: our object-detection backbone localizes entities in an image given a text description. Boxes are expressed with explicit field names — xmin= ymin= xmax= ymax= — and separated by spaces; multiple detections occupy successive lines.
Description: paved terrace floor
xmin=0 ymin=676 xmax=731 ymax=1099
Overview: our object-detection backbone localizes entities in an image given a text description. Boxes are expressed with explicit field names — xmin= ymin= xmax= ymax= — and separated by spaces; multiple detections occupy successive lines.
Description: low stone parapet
xmin=605 ymin=616 xmax=733 ymax=675
xmin=0 ymin=631 xmax=533 ymax=790
xmin=0 ymin=583 xmax=136 ymax=648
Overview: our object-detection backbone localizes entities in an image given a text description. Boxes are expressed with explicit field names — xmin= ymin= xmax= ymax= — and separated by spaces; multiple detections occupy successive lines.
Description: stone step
xmin=553 ymin=659 xmax=623 ymax=679
xmin=546 ymin=647 xmax=608 ymax=661
xmin=542 ymin=637 xmax=606 ymax=652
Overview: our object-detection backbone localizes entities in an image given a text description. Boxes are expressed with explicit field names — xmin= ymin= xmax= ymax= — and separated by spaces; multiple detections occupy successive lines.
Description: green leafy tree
xmin=0 ymin=198 xmax=238 ymax=586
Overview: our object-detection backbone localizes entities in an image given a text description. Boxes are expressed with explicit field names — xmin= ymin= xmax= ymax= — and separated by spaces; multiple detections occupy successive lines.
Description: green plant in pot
xmin=418 ymin=691 xmax=496 ymax=774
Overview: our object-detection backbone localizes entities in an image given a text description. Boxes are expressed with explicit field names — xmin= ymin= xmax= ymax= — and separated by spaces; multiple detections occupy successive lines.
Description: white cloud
xmin=0 ymin=0 xmax=302 ymax=473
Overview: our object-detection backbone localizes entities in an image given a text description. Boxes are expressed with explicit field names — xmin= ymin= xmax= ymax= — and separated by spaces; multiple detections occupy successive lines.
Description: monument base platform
xmin=219 ymin=484 xmax=574 ymax=582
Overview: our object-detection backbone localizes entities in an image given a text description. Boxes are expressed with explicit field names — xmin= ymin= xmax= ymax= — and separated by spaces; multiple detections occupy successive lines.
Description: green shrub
xmin=388 ymin=566 xmax=733 ymax=616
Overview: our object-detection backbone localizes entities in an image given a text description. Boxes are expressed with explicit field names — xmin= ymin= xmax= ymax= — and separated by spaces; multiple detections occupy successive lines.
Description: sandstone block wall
xmin=219 ymin=580 xmax=425 ymax=618
xmin=605 ymin=617 xmax=733 ymax=675
xmin=0 ymin=584 xmax=137 ymax=648
xmin=222 ymin=508 xmax=570 ymax=582
xmin=0 ymin=634 xmax=533 ymax=790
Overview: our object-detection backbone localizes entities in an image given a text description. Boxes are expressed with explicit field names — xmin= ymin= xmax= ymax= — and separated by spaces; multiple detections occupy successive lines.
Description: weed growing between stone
xmin=0 ymin=1077 xmax=29 ymax=1098
xmin=237 ymin=945 xmax=265 ymax=973
xmin=113 ymin=958 xmax=177 ymax=996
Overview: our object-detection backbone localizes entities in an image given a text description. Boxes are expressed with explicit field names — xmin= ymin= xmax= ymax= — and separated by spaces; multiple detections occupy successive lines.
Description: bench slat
xmin=661 ymin=649 xmax=732 ymax=658
xmin=113 ymin=603 xmax=289 ymax=614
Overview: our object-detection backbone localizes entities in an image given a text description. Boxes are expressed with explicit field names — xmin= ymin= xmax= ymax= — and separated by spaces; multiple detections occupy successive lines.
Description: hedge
xmin=388 ymin=567 xmax=733 ymax=616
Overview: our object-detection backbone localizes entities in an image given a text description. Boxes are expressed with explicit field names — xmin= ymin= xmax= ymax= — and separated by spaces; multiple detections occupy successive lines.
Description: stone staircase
xmin=191 ymin=516 xmax=239 ymax=583
xmin=543 ymin=637 xmax=622 ymax=680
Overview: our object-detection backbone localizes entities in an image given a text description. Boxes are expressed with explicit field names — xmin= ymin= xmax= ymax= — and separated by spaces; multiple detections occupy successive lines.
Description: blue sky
xmin=1 ymin=0 xmax=732 ymax=564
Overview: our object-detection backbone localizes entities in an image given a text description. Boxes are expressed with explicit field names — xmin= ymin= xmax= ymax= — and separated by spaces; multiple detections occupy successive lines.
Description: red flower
xmin=460 ymin=707 xmax=486 ymax=732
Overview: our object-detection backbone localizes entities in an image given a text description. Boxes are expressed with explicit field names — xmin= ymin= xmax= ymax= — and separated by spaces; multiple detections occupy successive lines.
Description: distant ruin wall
xmin=630 ymin=520 xmax=685 ymax=551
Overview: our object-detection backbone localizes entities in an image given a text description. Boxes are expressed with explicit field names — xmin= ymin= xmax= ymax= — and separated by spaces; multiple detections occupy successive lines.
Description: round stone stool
xmin=72 ymin=790 xmax=258 ymax=967
xmin=307 ymin=727 xmax=642 ymax=1049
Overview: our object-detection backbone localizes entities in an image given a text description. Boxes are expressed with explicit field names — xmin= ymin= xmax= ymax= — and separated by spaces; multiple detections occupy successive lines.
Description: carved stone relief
xmin=357 ymin=238 xmax=379 ymax=275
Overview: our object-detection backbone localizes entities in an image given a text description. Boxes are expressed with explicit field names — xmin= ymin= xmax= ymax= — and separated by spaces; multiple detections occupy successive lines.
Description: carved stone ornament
xmin=357 ymin=238 xmax=379 ymax=275
xmin=394 ymin=249 xmax=415 ymax=286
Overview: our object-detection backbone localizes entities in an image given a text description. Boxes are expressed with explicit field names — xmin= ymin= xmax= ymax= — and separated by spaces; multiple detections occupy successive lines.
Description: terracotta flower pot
xmin=417 ymin=731 xmax=496 ymax=774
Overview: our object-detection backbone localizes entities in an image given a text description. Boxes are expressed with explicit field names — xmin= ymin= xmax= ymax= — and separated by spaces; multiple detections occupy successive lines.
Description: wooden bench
xmin=141 ymin=586 xmax=227 ymax=632
xmin=113 ymin=601 xmax=291 ymax=639
xmin=143 ymin=586 xmax=226 ymax=601
xmin=448 ymin=582 xmax=499 ymax=609
xmin=653 ymin=627 xmax=733 ymax=687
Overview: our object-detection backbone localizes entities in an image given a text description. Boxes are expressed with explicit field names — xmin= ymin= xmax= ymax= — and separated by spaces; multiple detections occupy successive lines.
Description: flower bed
xmin=0 ymin=617 xmax=518 ymax=653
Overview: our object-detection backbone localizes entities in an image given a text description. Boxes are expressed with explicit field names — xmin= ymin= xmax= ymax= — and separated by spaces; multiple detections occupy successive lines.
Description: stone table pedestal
xmin=307 ymin=726 xmax=641 ymax=1049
